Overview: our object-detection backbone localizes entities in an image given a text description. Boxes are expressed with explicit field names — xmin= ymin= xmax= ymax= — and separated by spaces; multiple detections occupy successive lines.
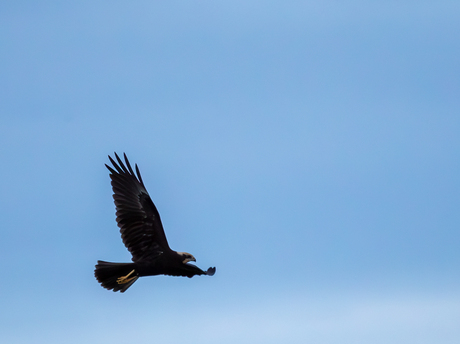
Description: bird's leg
xmin=117 ymin=269 xmax=136 ymax=284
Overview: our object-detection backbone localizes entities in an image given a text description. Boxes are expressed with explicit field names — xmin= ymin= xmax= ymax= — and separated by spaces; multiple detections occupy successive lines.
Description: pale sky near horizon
xmin=1 ymin=2 xmax=460 ymax=343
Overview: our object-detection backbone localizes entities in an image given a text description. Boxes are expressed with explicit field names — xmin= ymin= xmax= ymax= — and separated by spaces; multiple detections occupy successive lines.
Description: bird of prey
xmin=95 ymin=153 xmax=215 ymax=292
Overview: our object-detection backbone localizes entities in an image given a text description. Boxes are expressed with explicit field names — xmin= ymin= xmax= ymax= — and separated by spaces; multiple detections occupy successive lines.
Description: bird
xmin=95 ymin=153 xmax=216 ymax=292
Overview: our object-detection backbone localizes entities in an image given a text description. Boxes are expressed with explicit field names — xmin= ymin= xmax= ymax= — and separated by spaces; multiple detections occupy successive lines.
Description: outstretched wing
xmin=106 ymin=153 xmax=170 ymax=261
xmin=165 ymin=264 xmax=216 ymax=278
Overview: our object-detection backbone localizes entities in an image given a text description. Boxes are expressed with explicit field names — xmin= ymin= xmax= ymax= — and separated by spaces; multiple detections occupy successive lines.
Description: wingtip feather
xmin=123 ymin=153 xmax=135 ymax=175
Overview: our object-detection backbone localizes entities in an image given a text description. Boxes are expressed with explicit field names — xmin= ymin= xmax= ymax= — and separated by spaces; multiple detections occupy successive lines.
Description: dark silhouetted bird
xmin=95 ymin=153 xmax=215 ymax=292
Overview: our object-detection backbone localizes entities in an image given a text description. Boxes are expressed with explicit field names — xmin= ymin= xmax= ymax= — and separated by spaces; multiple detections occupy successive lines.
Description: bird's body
xmin=95 ymin=153 xmax=215 ymax=292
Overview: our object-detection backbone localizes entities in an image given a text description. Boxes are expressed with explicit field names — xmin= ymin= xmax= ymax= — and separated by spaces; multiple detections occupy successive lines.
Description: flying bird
xmin=95 ymin=153 xmax=215 ymax=292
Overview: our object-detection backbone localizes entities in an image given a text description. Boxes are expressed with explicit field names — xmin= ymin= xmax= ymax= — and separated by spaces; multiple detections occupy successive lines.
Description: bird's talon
xmin=117 ymin=269 xmax=136 ymax=284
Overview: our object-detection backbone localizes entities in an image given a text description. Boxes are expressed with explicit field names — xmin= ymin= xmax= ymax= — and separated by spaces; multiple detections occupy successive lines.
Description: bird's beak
xmin=183 ymin=256 xmax=196 ymax=264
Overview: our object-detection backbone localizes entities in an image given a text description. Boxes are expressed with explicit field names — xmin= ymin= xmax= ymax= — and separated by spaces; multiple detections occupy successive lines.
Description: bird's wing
xmin=106 ymin=153 xmax=170 ymax=261
xmin=164 ymin=264 xmax=216 ymax=278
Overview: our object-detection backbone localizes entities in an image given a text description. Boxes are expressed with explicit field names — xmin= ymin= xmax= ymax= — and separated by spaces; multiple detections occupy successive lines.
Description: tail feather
xmin=94 ymin=260 xmax=139 ymax=293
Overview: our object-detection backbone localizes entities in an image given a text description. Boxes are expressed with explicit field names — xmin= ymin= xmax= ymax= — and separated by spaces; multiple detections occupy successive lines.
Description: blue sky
xmin=1 ymin=1 xmax=459 ymax=343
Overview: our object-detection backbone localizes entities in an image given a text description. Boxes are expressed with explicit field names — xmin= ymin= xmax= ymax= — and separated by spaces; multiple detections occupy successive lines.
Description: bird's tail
xmin=94 ymin=260 xmax=139 ymax=293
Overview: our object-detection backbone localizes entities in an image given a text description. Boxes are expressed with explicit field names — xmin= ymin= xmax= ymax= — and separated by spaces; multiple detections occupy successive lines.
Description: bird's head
xmin=177 ymin=252 xmax=196 ymax=264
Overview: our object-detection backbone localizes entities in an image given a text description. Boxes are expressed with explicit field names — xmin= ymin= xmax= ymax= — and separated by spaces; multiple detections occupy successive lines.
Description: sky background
xmin=1 ymin=1 xmax=460 ymax=343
